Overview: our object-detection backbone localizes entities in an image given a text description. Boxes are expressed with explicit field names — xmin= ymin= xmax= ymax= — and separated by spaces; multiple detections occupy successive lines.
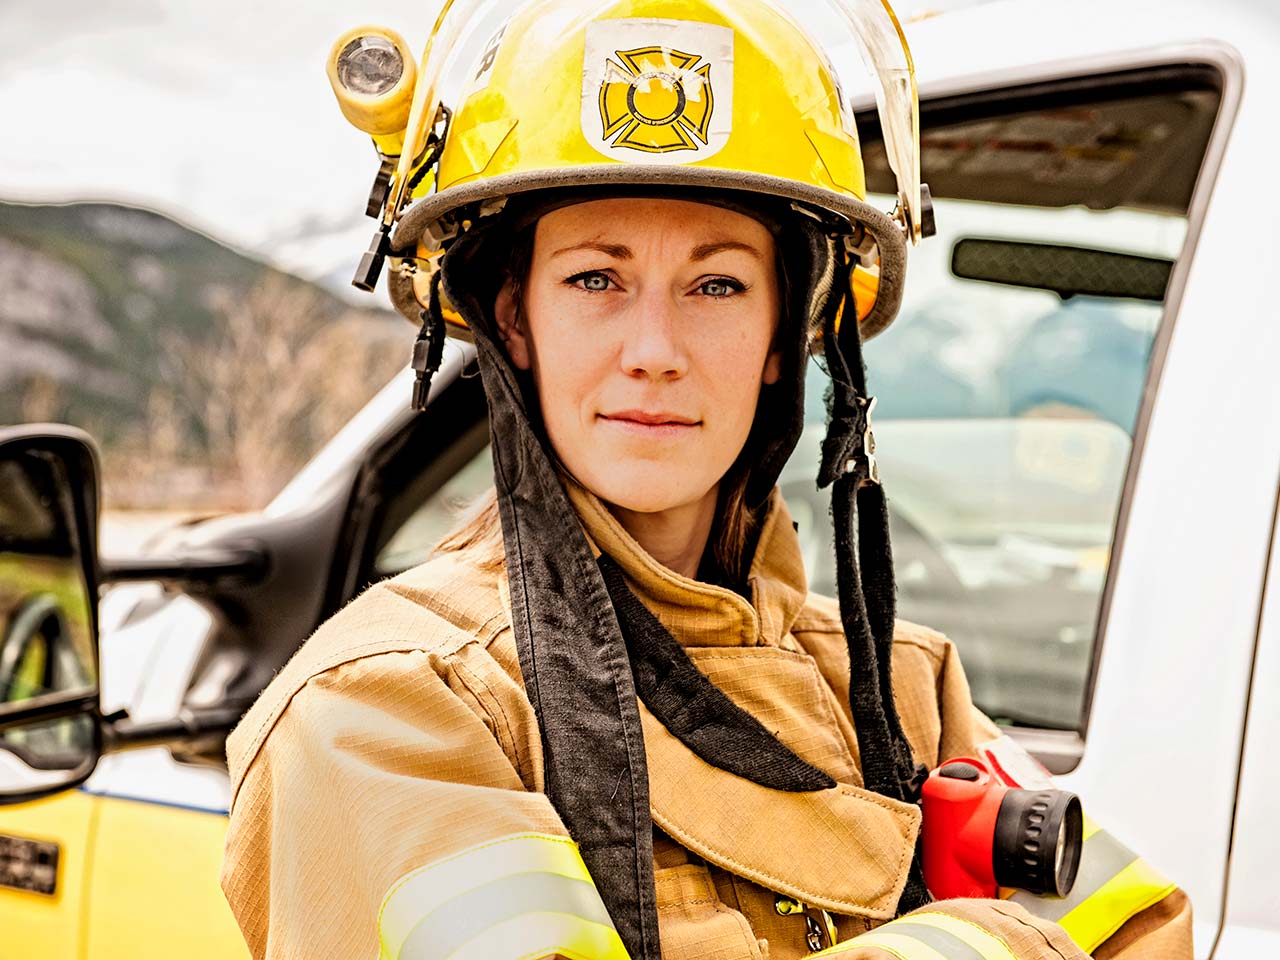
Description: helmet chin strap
xmin=818 ymin=250 xmax=932 ymax=914
xmin=410 ymin=269 xmax=448 ymax=411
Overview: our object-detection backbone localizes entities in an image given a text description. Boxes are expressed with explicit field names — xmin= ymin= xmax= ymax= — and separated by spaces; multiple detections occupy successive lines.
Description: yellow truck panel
xmin=82 ymin=796 xmax=246 ymax=959
xmin=0 ymin=790 xmax=97 ymax=959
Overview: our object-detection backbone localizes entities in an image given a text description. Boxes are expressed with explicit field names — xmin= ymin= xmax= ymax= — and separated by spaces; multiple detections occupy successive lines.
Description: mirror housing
xmin=951 ymin=237 xmax=1173 ymax=302
xmin=0 ymin=425 xmax=104 ymax=804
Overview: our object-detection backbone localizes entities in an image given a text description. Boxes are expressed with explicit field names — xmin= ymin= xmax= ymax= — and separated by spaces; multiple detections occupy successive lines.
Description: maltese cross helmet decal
xmin=583 ymin=20 xmax=733 ymax=161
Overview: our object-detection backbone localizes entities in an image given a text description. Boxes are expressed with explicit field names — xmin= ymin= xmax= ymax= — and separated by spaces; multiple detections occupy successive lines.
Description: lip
xmin=598 ymin=410 xmax=701 ymax=437
xmin=601 ymin=409 xmax=700 ymax=426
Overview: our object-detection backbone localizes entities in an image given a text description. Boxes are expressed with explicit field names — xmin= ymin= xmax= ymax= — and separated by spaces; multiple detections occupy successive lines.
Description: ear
xmin=762 ymin=347 xmax=783 ymax=386
xmin=494 ymin=280 xmax=532 ymax=371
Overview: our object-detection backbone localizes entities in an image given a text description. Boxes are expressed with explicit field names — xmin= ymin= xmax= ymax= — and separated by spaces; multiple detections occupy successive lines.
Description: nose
xmin=618 ymin=289 xmax=688 ymax=381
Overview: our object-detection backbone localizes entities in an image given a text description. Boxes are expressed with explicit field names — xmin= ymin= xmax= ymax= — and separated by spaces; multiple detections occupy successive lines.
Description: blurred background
xmin=8 ymin=0 xmax=1271 ymax=731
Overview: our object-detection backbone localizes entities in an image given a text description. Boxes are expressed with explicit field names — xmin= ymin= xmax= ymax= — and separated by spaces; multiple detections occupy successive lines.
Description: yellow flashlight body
xmin=326 ymin=25 xmax=417 ymax=156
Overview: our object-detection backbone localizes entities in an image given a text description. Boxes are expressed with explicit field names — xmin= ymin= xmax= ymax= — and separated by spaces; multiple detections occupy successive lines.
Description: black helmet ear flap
xmin=432 ymin=231 xmax=662 ymax=958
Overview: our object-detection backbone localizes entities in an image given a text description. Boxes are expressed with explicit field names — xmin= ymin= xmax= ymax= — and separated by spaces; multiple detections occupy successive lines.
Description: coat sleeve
xmin=817 ymin=897 xmax=1090 ymax=959
xmin=931 ymin=637 xmax=1194 ymax=960
xmin=220 ymin=646 xmax=627 ymax=960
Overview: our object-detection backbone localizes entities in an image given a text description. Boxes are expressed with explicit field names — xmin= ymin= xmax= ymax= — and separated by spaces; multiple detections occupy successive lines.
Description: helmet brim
xmin=389 ymin=164 xmax=907 ymax=340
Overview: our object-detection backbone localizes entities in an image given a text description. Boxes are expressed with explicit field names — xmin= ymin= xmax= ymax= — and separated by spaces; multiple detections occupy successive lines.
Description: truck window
xmin=783 ymin=67 xmax=1221 ymax=732
xmin=373 ymin=423 xmax=492 ymax=578
xmin=372 ymin=67 xmax=1223 ymax=737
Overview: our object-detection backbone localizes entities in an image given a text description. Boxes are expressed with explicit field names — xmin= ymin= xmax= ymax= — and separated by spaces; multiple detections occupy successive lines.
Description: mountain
xmin=0 ymin=200 xmax=409 ymax=509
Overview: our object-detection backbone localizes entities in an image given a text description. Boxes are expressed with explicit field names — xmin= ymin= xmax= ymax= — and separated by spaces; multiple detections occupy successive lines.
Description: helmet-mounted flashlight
xmin=326 ymin=26 xmax=417 ymax=153
xmin=337 ymin=36 xmax=404 ymax=96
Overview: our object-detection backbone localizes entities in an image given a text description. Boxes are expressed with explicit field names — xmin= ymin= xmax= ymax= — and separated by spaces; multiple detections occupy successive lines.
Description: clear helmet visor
xmin=818 ymin=0 xmax=923 ymax=243
xmin=378 ymin=0 xmax=922 ymax=240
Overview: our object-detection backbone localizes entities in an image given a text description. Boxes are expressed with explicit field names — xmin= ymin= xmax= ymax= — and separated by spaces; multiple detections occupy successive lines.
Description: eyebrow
xmin=550 ymin=241 xmax=633 ymax=260
xmin=689 ymin=240 xmax=766 ymax=263
xmin=548 ymin=239 xmax=766 ymax=262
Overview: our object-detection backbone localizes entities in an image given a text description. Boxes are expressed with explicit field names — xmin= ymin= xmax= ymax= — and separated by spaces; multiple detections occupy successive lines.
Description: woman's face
xmin=495 ymin=197 xmax=782 ymax=516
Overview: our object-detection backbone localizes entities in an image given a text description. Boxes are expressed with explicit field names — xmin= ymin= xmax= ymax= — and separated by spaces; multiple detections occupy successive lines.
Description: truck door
xmin=810 ymin=48 xmax=1241 ymax=960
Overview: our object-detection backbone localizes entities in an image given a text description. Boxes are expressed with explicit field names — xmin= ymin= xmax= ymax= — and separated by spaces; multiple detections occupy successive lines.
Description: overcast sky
xmin=0 ymin=0 xmax=1018 ymax=291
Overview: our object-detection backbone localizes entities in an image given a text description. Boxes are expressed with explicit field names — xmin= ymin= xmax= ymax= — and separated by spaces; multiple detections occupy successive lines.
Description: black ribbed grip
xmin=993 ymin=788 xmax=1083 ymax=897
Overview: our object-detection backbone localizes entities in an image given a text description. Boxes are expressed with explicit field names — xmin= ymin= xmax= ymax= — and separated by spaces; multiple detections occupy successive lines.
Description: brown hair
xmin=433 ymin=487 xmax=506 ymax=574
xmin=433 ymin=223 xmax=768 ymax=586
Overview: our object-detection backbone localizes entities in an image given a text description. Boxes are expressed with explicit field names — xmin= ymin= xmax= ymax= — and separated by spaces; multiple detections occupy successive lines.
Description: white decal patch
xmin=468 ymin=19 xmax=509 ymax=96
xmin=978 ymin=735 xmax=1056 ymax=790
xmin=581 ymin=18 xmax=734 ymax=164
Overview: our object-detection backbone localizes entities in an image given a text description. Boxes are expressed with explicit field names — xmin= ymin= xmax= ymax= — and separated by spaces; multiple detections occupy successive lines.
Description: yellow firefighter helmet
xmin=328 ymin=0 xmax=929 ymax=339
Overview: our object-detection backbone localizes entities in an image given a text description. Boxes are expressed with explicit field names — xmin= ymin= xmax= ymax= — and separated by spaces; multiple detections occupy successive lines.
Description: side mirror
xmin=0 ymin=426 xmax=103 ymax=804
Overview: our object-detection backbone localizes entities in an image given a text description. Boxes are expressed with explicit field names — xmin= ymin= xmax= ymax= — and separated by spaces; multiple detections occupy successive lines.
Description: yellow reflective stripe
xmin=377 ymin=833 xmax=612 ymax=960
xmin=446 ymin=911 xmax=629 ymax=960
xmin=809 ymin=911 xmax=1016 ymax=960
xmin=1009 ymin=822 xmax=1176 ymax=953
xmin=1057 ymin=857 xmax=1177 ymax=953
xmin=399 ymin=871 xmax=620 ymax=959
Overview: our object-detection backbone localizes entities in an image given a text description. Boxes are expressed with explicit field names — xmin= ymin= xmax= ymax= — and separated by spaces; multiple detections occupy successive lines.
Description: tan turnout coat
xmin=222 ymin=482 xmax=1192 ymax=959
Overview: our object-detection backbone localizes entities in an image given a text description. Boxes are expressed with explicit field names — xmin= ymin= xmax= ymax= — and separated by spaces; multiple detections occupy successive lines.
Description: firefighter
xmin=221 ymin=1 xmax=1194 ymax=957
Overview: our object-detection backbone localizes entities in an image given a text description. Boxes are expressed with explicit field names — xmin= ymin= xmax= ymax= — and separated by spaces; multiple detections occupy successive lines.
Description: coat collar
xmin=641 ymin=701 xmax=920 ymax=919
xmin=561 ymin=476 xmax=921 ymax=917
xmin=562 ymin=478 xmax=809 ymax=649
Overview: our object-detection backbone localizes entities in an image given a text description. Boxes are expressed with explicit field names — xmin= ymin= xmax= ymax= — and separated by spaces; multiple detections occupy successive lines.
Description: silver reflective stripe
xmin=882 ymin=921 xmax=990 ymax=960
xmin=1010 ymin=828 xmax=1138 ymax=922
xmin=841 ymin=912 xmax=1019 ymax=960
xmin=399 ymin=871 xmax=616 ymax=959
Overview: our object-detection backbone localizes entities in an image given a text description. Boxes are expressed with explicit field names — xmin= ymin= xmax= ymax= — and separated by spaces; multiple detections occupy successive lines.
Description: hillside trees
xmin=111 ymin=274 xmax=405 ymax=510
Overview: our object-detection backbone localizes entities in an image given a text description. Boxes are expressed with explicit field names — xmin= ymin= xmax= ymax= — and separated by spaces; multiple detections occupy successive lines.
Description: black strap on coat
xmin=598 ymin=553 xmax=835 ymax=793
xmin=817 ymin=252 xmax=932 ymax=914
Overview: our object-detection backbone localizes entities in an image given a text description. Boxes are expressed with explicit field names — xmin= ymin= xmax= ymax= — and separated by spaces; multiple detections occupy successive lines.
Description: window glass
xmin=781 ymin=195 xmax=1185 ymax=730
xmin=374 ymin=445 xmax=494 ymax=577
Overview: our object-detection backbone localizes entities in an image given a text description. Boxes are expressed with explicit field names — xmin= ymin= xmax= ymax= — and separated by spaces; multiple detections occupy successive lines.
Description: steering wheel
xmin=0 ymin=593 xmax=74 ymax=704
xmin=780 ymin=479 xmax=970 ymax=599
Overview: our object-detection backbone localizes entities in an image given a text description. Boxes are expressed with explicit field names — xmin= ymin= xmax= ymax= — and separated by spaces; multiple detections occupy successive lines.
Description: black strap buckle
xmin=818 ymin=392 xmax=880 ymax=489
xmin=845 ymin=395 xmax=879 ymax=486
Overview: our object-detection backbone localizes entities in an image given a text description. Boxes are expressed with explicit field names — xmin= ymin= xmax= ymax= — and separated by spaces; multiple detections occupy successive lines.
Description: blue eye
xmin=568 ymin=271 xmax=612 ymax=292
xmin=699 ymin=278 xmax=743 ymax=297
